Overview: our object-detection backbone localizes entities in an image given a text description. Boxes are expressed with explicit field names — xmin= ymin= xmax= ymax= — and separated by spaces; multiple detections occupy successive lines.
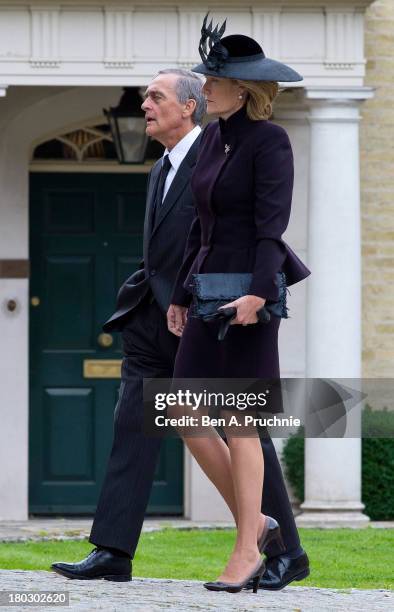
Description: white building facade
xmin=0 ymin=0 xmax=373 ymax=524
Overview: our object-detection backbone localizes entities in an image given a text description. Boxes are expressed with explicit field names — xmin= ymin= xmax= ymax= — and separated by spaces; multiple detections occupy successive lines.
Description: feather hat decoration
xmin=193 ymin=13 xmax=303 ymax=82
xmin=198 ymin=13 xmax=228 ymax=72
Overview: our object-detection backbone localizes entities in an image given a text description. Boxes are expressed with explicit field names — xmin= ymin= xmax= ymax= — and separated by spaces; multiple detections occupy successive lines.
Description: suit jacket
xmin=103 ymin=134 xmax=201 ymax=332
xmin=171 ymin=105 xmax=311 ymax=306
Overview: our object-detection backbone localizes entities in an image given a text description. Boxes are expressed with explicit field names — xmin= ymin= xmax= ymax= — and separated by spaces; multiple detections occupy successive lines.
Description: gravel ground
xmin=0 ymin=570 xmax=393 ymax=612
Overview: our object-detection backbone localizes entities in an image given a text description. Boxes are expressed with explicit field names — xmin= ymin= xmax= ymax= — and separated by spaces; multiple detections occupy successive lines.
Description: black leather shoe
xmin=245 ymin=551 xmax=309 ymax=591
xmin=257 ymin=516 xmax=285 ymax=555
xmin=51 ymin=548 xmax=131 ymax=582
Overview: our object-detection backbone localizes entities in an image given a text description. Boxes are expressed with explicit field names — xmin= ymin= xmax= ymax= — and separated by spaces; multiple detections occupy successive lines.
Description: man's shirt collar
xmin=163 ymin=125 xmax=201 ymax=171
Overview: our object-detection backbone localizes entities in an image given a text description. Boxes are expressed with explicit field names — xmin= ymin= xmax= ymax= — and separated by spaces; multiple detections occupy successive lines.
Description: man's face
xmin=141 ymin=74 xmax=185 ymax=142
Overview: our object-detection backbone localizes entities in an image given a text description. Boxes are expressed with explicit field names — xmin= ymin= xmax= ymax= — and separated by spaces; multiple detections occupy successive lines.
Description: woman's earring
xmin=238 ymin=94 xmax=243 ymax=99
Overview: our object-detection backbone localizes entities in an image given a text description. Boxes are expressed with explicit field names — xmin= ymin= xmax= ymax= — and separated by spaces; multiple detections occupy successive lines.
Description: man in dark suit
xmin=52 ymin=68 xmax=309 ymax=590
xmin=51 ymin=68 xmax=205 ymax=581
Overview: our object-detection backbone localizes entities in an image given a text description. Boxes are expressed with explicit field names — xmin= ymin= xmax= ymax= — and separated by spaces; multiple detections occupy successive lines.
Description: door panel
xmin=29 ymin=172 xmax=183 ymax=514
xmin=43 ymin=388 xmax=95 ymax=481
xmin=43 ymin=255 xmax=94 ymax=347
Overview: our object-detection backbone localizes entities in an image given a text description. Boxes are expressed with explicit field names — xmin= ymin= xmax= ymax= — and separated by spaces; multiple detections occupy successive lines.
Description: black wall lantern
xmin=103 ymin=87 xmax=148 ymax=164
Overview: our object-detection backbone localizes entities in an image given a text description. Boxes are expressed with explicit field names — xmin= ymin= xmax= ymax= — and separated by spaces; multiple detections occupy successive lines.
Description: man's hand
xmin=219 ymin=295 xmax=266 ymax=325
xmin=167 ymin=304 xmax=188 ymax=336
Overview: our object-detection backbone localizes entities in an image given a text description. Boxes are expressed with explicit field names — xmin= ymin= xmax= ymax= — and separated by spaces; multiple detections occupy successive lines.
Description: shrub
xmin=282 ymin=408 xmax=394 ymax=520
xmin=282 ymin=426 xmax=305 ymax=502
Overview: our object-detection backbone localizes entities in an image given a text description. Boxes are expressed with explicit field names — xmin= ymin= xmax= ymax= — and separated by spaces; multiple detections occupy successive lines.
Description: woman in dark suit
xmin=167 ymin=18 xmax=310 ymax=593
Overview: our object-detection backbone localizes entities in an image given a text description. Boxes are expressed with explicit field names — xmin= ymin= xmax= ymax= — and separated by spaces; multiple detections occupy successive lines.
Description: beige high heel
xmin=203 ymin=558 xmax=266 ymax=594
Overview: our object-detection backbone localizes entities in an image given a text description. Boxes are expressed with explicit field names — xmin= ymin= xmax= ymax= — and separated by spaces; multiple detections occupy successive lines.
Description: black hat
xmin=192 ymin=14 xmax=303 ymax=83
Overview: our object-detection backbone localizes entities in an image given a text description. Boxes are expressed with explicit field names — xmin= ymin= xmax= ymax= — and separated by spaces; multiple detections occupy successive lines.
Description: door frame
xmin=28 ymin=166 xmax=185 ymax=516
xmin=30 ymin=162 xmax=153 ymax=174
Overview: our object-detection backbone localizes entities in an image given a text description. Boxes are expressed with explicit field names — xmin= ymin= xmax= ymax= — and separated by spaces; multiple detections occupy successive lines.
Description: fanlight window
xmin=32 ymin=124 xmax=162 ymax=162
xmin=33 ymin=124 xmax=116 ymax=161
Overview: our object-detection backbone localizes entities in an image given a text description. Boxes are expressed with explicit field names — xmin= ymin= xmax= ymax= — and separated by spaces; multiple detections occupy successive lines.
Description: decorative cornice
xmin=30 ymin=6 xmax=60 ymax=67
xmin=325 ymin=8 xmax=364 ymax=66
xmin=104 ymin=7 xmax=134 ymax=66
xmin=179 ymin=61 xmax=196 ymax=70
xmin=103 ymin=62 xmax=135 ymax=69
xmin=304 ymin=86 xmax=375 ymax=101
xmin=30 ymin=61 xmax=60 ymax=68
xmin=0 ymin=1 xmax=377 ymax=6
xmin=252 ymin=7 xmax=281 ymax=57
xmin=0 ymin=3 xmax=375 ymax=87
xmin=324 ymin=62 xmax=356 ymax=70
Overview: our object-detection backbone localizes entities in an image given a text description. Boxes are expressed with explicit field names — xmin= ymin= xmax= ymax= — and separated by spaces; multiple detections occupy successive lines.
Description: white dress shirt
xmin=161 ymin=125 xmax=201 ymax=201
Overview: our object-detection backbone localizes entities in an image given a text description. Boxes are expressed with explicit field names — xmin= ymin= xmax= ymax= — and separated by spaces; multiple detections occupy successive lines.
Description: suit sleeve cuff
xmin=249 ymin=238 xmax=287 ymax=301
xmin=171 ymin=285 xmax=193 ymax=307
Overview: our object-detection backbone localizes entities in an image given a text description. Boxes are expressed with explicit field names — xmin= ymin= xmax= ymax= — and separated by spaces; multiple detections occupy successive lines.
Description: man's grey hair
xmin=158 ymin=68 xmax=206 ymax=126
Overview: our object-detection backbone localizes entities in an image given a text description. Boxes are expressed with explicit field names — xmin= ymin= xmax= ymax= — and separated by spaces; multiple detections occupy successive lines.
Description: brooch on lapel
xmin=224 ymin=144 xmax=231 ymax=155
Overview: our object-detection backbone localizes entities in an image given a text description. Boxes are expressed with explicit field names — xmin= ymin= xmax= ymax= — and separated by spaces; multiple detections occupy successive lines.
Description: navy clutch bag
xmin=190 ymin=272 xmax=289 ymax=336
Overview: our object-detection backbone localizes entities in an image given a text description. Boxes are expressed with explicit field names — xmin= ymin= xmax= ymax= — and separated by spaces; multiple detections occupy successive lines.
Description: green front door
xmin=29 ymin=172 xmax=183 ymax=514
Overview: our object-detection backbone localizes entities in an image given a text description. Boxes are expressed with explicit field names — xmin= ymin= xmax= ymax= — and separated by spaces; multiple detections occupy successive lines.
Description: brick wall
xmin=361 ymin=0 xmax=394 ymax=376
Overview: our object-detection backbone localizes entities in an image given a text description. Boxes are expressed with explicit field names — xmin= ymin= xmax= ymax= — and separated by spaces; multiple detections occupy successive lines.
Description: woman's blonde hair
xmin=234 ymin=80 xmax=280 ymax=120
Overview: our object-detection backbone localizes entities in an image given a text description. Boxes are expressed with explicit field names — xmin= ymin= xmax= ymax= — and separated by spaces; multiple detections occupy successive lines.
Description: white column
xmin=0 ymin=125 xmax=29 ymax=520
xmin=0 ymin=279 xmax=29 ymax=520
xmin=297 ymin=87 xmax=373 ymax=528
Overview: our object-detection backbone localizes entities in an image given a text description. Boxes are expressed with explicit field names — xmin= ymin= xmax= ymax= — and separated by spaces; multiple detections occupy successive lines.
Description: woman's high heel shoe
xmin=203 ymin=559 xmax=265 ymax=594
xmin=257 ymin=515 xmax=285 ymax=555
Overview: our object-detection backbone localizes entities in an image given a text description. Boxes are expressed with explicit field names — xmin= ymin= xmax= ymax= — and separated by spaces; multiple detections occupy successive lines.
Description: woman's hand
xmin=219 ymin=295 xmax=266 ymax=325
xmin=167 ymin=304 xmax=188 ymax=336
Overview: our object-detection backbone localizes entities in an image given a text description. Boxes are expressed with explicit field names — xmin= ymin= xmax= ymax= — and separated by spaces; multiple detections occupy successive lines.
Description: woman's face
xmin=202 ymin=76 xmax=245 ymax=119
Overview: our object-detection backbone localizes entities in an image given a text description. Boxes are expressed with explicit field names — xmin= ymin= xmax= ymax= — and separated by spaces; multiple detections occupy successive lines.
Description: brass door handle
xmin=97 ymin=333 xmax=114 ymax=348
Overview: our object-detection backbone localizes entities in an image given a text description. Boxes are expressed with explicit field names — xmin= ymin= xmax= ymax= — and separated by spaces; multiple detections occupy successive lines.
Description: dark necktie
xmin=152 ymin=154 xmax=172 ymax=226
